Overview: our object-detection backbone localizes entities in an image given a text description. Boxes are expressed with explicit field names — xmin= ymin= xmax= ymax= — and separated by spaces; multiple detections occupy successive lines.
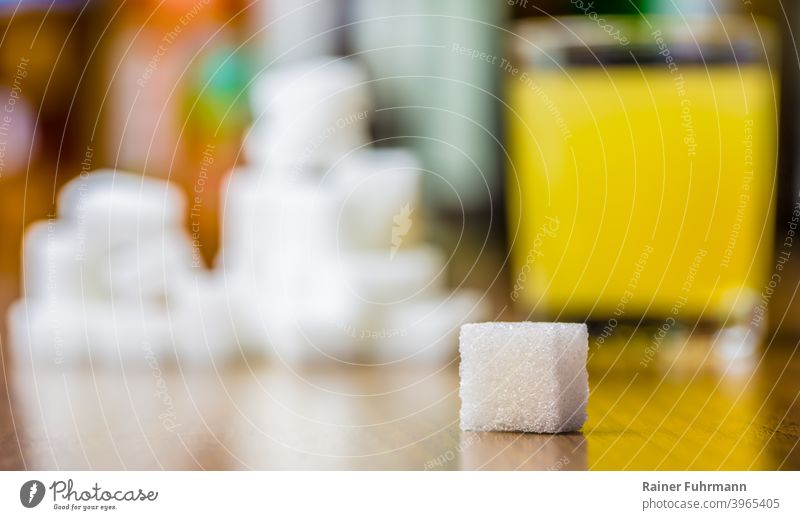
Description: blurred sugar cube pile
xmin=8 ymin=58 xmax=488 ymax=367
xmin=9 ymin=171 xmax=232 ymax=366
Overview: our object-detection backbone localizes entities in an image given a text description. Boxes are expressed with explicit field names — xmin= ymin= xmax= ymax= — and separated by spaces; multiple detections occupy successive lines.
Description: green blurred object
xmin=565 ymin=0 xmax=738 ymax=16
xmin=638 ymin=0 xmax=734 ymax=15
xmin=185 ymin=43 xmax=251 ymax=138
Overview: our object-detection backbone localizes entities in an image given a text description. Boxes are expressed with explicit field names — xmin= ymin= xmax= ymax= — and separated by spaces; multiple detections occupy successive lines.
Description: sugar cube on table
xmin=459 ymin=322 xmax=588 ymax=433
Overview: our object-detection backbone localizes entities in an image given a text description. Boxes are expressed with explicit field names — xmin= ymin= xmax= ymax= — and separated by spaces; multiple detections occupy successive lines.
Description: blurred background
xmin=0 ymin=0 xmax=798 ymax=470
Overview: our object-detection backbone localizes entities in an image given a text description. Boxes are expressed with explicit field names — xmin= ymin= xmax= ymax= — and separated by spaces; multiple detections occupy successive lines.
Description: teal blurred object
xmin=639 ymin=0 xmax=735 ymax=15
xmin=186 ymin=43 xmax=251 ymax=138
xmin=565 ymin=0 xmax=737 ymax=16
xmin=350 ymin=0 xmax=505 ymax=212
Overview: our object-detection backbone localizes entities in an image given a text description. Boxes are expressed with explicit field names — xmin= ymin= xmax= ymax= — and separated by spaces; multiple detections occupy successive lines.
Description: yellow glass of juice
xmin=507 ymin=16 xmax=778 ymax=326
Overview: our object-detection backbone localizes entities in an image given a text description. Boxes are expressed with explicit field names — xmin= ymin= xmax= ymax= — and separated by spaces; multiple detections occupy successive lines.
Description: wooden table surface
xmin=1 ymin=329 xmax=797 ymax=471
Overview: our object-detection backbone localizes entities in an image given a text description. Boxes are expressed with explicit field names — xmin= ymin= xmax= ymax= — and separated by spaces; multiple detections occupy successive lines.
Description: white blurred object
xmin=219 ymin=56 xmax=492 ymax=365
xmin=11 ymin=170 xmax=238 ymax=365
xmin=23 ymin=219 xmax=194 ymax=304
xmin=245 ymin=58 xmax=371 ymax=170
xmin=220 ymin=161 xmax=484 ymax=363
xmin=250 ymin=0 xmax=343 ymax=64
xmin=373 ymin=290 xmax=490 ymax=364
xmin=249 ymin=58 xmax=369 ymax=117
xmin=58 ymin=169 xmax=185 ymax=239
xmin=220 ymin=276 xmax=360 ymax=365
xmin=244 ymin=117 xmax=368 ymax=173
xmin=55 ymin=171 xmax=193 ymax=303
xmin=8 ymin=300 xmax=171 ymax=364
xmin=22 ymin=220 xmax=97 ymax=300
xmin=170 ymin=274 xmax=238 ymax=365
xmin=104 ymin=232 xmax=195 ymax=301
xmin=331 ymin=148 xmax=421 ymax=250
xmin=220 ymin=167 xmax=362 ymax=363
xmin=220 ymin=168 xmax=339 ymax=274
xmin=343 ymin=247 xmax=446 ymax=304
xmin=350 ymin=0 xmax=504 ymax=210
xmin=713 ymin=325 xmax=760 ymax=362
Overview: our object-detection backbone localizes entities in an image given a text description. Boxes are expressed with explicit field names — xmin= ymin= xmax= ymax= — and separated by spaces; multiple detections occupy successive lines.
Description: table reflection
xmin=1 ymin=328 xmax=798 ymax=470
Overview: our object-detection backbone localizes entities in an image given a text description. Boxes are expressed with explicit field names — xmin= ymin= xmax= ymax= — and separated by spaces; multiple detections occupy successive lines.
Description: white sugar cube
xmin=330 ymin=148 xmax=421 ymax=250
xmin=23 ymin=219 xmax=195 ymax=303
xmin=169 ymin=274 xmax=237 ymax=365
xmin=253 ymin=2 xmax=342 ymax=63
xmin=246 ymin=58 xmax=371 ymax=169
xmin=8 ymin=300 xmax=171 ymax=364
xmin=459 ymin=322 xmax=588 ymax=433
xmin=343 ymin=246 xmax=446 ymax=303
xmin=104 ymin=231 xmax=195 ymax=301
xmin=244 ymin=115 xmax=369 ymax=171
xmin=58 ymin=170 xmax=185 ymax=242
xmin=22 ymin=221 xmax=93 ymax=300
xmin=220 ymin=170 xmax=338 ymax=273
xmin=220 ymin=266 xmax=361 ymax=363
xmin=249 ymin=57 xmax=369 ymax=118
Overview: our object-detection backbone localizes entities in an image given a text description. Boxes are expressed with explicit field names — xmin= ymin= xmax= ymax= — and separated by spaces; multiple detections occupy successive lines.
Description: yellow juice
xmin=507 ymin=64 xmax=777 ymax=322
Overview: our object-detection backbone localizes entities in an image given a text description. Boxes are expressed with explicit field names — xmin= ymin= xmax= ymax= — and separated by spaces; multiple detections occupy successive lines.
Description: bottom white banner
xmin=0 ymin=471 xmax=797 ymax=518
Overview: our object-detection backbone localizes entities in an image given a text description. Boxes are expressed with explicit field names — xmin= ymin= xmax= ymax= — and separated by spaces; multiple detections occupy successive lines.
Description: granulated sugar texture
xmin=459 ymin=322 xmax=589 ymax=433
